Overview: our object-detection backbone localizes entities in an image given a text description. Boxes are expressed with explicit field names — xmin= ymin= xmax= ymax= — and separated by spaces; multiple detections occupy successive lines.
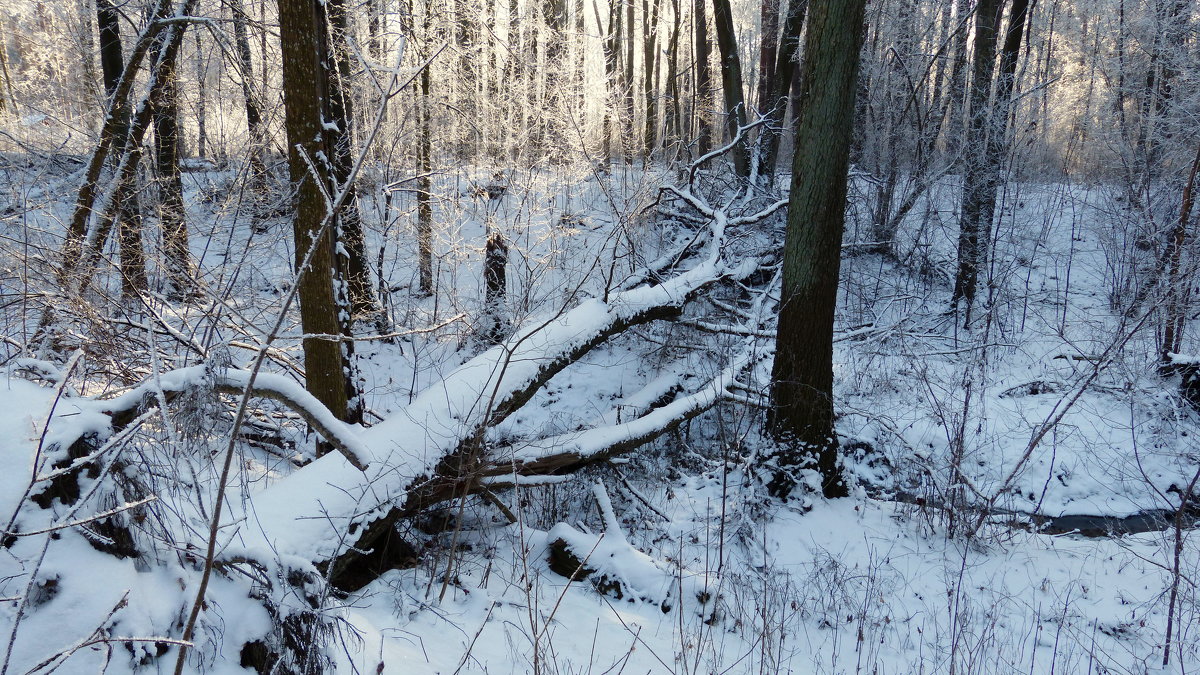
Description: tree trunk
xmin=643 ymin=0 xmax=661 ymax=156
xmin=758 ymin=0 xmax=806 ymax=179
xmin=1161 ymin=142 xmax=1200 ymax=366
xmin=96 ymin=0 xmax=124 ymax=105
xmin=767 ymin=0 xmax=866 ymax=499
xmin=950 ymin=0 xmax=1002 ymax=321
xmin=711 ymin=0 xmax=750 ymax=177
xmin=623 ymin=0 xmax=637 ymax=161
xmin=417 ymin=64 xmax=434 ymax=295
xmin=693 ymin=0 xmax=712 ymax=155
xmin=665 ymin=0 xmax=683 ymax=148
xmin=152 ymin=24 xmax=193 ymax=299
xmin=0 ymin=28 xmax=13 ymax=116
xmin=71 ymin=1 xmax=193 ymax=301
xmin=229 ymin=0 xmax=268 ymax=224
xmin=96 ymin=0 xmax=148 ymax=299
xmin=598 ymin=0 xmax=621 ymax=161
xmin=942 ymin=0 xmax=972 ymax=157
xmin=327 ymin=0 xmax=383 ymax=323
xmin=194 ymin=32 xmax=207 ymax=157
xmin=755 ymin=0 xmax=781 ymax=116
xmin=953 ymin=0 xmax=1032 ymax=324
xmin=279 ymin=0 xmax=352 ymax=429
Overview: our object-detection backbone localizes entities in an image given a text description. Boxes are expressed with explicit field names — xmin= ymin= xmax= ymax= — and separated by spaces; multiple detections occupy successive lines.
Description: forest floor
xmin=0 ymin=157 xmax=1197 ymax=673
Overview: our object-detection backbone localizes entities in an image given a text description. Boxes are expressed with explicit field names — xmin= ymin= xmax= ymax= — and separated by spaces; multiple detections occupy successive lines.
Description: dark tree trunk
xmin=194 ymin=32 xmax=207 ymax=158
xmin=115 ymin=188 xmax=149 ymax=297
xmin=767 ymin=0 xmax=867 ymax=500
xmin=623 ymin=0 xmax=637 ymax=161
xmin=598 ymin=0 xmax=621 ymax=160
xmin=940 ymin=0 xmax=972 ymax=154
xmin=665 ymin=0 xmax=683 ymax=148
xmin=643 ymin=0 xmax=661 ymax=156
xmin=416 ymin=64 xmax=434 ymax=295
xmin=230 ymin=0 xmax=268 ymax=223
xmin=758 ymin=0 xmax=806 ymax=179
xmin=96 ymin=0 xmax=148 ymax=299
xmin=484 ymin=221 xmax=509 ymax=342
xmin=711 ymin=0 xmax=750 ymax=177
xmin=0 ymin=29 xmax=12 ymax=115
xmin=96 ymin=0 xmax=124 ymax=103
xmin=951 ymin=0 xmax=1002 ymax=321
xmin=1161 ymin=142 xmax=1200 ymax=366
xmin=693 ymin=0 xmax=712 ymax=155
xmin=542 ymin=0 xmax=567 ymax=160
xmin=152 ymin=23 xmax=192 ymax=299
xmin=755 ymin=0 xmax=781 ymax=116
xmin=327 ymin=0 xmax=383 ymax=324
xmin=953 ymin=0 xmax=1032 ymax=324
xmin=279 ymin=0 xmax=353 ymax=429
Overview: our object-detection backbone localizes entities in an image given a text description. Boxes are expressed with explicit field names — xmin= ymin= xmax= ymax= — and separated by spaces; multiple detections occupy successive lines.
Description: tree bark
xmin=711 ymin=0 xmax=750 ymax=177
xmin=1160 ymin=141 xmax=1200 ymax=365
xmin=327 ymin=0 xmax=383 ymax=323
xmin=755 ymin=0 xmax=781 ymax=117
xmin=58 ymin=0 xmax=171 ymax=287
xmin=279 ymin=0 xmax=352 ymax=428
xmin=767 ymin=0 xmax=867 ymax=499
xmin=152 ymin=23 xmax=192 ymax=299
xmin=693 ymin=0 xmax=712 ymax=155
xmin=229 ymin=0 xmax=268 ymax=225
xmin=953 ymin=0 xmax=1032 ymax=324
xmin=950 ymin=0 xmax=1002 ymax=321
xmin=598 ymin=0 xmax=621 ymax=160
xmin=758 ymin=0 xmax=806 ymax=179
xmin=643 ymin=0 xmax=662 ymax=156
xmin=417 ymin=64 xmax=434 ymax=295
xmin=96 ymin=0 xmax=149 ymax=298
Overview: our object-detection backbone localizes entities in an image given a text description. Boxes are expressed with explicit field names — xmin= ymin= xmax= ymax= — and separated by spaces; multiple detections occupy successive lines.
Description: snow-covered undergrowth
xmin=0 ymin=157 xmax=1197 ymax=673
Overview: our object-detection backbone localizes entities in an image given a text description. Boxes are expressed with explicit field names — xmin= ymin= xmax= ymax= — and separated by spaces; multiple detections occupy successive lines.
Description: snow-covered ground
xmin=0 ymin=159 xmax=1197 ymax=673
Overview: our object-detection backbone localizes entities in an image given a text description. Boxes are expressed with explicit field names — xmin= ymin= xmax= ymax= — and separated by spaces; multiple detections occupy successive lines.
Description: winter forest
xmin=0 ymin=0 xmax=1199 ymax=671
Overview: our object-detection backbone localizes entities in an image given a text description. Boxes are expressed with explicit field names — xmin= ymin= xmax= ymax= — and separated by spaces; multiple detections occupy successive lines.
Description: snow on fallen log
xmin=93 ymin=365 xmax=372 ymax=471
xmin=221 ymin=209 xmax=760 ymax=575
xmin=20 ymin=195 xmax=779 ymax=592
xmin=481 ymin=348 xmax=757 ymax=481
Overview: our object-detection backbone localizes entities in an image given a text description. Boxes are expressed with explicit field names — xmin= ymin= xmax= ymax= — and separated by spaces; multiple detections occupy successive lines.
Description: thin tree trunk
xmin=95 ymin=0 xmax=148 ymax=298
xmin=758 ymin=0 xmax=806 ymax=179
xmin=755 ymin=0 xmax=781 ymax=116
xmin=229 ymin=0 xmax=268 ymax=226
xmin=152 ymin=23 xmax=192 ymax=299
xmin=711 ymin=0 xmax=749 ymax=177
xmin=1160 ymin=141 xmax=1200 ymax=365
xmin=484 ymin=217 xmax=509 ymax=342
xmin=328 ymin=0 xmax=382 ymax=322
xmin=0 ymin=27 xmax=13 ymax=116
xmin=194 ymin=32 xmax=207 ymax=157
xmin=693 ymin=0 xmax=712 ymax=155
xmin=417 ymin=65 xmax=434 ymax=296
xmin=643 ymin=0 xmax=661 ymax=156
xmin=623 ymin=0 xmax=636 ymax=161
xmin=950 ymin=0 xmax=1003 ymax=321
xmin=598 ymin=0 xmax=621 ymax=161
xmin=665 ymin=0 xmax=683 ymax=148
xmin=942 ymin=0 xmax=972 ymax=157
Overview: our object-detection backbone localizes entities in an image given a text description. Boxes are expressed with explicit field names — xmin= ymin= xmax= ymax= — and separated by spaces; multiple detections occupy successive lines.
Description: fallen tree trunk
xmin=14 ymin=181 xmax=786 ymax=670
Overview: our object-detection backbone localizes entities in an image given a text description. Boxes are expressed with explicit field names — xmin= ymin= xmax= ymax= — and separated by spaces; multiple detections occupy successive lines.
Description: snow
xmin=1 ymin=163 xmax=1199 ymax=674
